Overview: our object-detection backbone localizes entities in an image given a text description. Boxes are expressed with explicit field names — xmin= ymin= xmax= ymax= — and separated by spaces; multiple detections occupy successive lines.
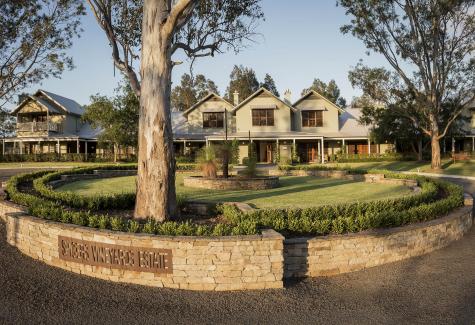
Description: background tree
xmin=83 ymin=82 xmax=139 ymax=162
xmin=87 ymin=0 xmax=263 ymax=221
xmin=171 ymin=73 xmax=219 ymax=111
xmin=0 ymin=0 xmax=85 ymax=109
xmin=301 ymin=78 xmax=347 ymax=107
xmin=225 ymin=65 xmax=260 ymax=102
xmin=338 ymin=0 xmax=475 ymax=169
xmin=260 ymin=73 xmax=279 ymax=97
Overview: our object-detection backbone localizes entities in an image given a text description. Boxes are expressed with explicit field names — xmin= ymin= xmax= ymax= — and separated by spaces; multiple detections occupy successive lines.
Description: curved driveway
xmin=0 ymin=168 xmax=474 ymax=324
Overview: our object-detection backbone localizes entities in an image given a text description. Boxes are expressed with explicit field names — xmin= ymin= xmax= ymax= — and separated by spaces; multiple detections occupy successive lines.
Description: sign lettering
xmin=58 ymin=236 xmax=172 ymax=274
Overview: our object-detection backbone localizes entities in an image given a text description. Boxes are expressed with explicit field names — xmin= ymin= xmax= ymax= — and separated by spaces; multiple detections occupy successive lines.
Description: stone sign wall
xmin=0 ymin=200 xmax=472 ymax=291
xmin=0 ymin=201 xmax=284 ymax=291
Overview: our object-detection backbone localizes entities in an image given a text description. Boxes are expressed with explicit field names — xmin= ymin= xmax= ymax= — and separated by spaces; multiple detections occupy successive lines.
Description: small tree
xmin=0 ymin=1 xmax=85 ymax=109
xmin=83 ymin=82 xmax=139 ymax=162
xmin=197 ymin=146 xmax=217 ymax=178
xmin=338 ymin=0 xmax=475 ymax=169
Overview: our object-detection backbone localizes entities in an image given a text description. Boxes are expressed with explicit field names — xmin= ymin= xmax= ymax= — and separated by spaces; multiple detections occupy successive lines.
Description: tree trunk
xmin=429 ymin=114 xmax=441 ymax=170
xmin=417 ymin=138 xmax=423 ymax=161
xmin=134 ymin=0 xmax=176 ymax=221
xmin=113 ymin=143 xmax=118 ymax=163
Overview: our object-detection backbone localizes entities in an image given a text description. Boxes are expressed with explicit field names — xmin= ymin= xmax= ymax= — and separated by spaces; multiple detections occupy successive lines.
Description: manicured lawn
xmin=327 ymin=160 xmax=475 ymax=176
xmin=57 ymin=174 xmax=414 ymax=208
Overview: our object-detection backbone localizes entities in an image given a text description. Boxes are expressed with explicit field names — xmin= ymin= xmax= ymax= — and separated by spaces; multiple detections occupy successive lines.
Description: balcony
xmin=17 ymin=121 xmax=61 ymax=133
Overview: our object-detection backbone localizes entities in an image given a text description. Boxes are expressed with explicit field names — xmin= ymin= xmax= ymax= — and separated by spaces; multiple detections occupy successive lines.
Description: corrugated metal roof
xmin=40 ymin=90 xmax=85 ymax=116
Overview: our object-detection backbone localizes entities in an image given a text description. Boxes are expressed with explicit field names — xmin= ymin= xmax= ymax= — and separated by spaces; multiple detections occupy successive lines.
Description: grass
xmin=327 ymin=160 xmax=475 ymax=176
xmin=57 ymin=174 xmax=414 ymax=209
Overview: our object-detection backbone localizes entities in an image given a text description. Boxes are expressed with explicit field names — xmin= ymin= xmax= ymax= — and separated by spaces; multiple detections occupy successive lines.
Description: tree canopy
xmin=0 ymin=0 xmax=85 ymax=109
xmin=171 ymin=73 xmax=219 ymax=111
xmin=301 ymin=79 xmax=347 ymax=107
xmin=83 ymin=82 xmax=139 ymax=160
xmin=339 ymin=0 xmax=475 ymax=168
xmin=260 ymin=73 xmax=279 ymax=97
xmin=225 ymin=65 xmax=260 ymax=102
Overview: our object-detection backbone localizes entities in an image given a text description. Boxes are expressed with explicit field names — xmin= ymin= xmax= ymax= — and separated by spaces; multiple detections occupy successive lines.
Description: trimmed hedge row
xmin=32 ymin=164 xmax=196 ymax=210
xmin=4 ymin=167 xmax=464 ymax=237
xmin=5 ymin=171 xmax=257 ymax=236
xmin=219 ymin=177 xmax=463 ymax=236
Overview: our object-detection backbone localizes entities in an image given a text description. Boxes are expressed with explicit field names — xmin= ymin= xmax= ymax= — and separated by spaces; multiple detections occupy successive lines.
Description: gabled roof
xmin=39 ymin=90 xmax=84 ymax=116
xmin=232 ymin=87 xmax=297 ymax=113
xmin=11 ymin=90 xmax=84 ymax=116
xmin=292 ymin=90 xmax=345 ymax=113
xmin=183 ymin=92 xmax=233 ymax=116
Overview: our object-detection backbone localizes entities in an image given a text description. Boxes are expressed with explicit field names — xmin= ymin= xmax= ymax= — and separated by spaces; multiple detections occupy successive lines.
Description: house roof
xmin=11 ymin=90 xmax=84 ymax=116
xmin=338 ymin=107 xmax=370 ymax=137
xmin=183 ymin=92 xmax=233 ymax=116
xmin=232 ymin=87 xmax=297 ymax=113
xmin=292 ymin=90 xmax=345 ymax=113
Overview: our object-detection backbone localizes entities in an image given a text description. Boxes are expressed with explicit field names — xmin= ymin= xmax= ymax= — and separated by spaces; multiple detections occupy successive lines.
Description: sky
xmin=20 ymin=0 xmax=393 ymax=109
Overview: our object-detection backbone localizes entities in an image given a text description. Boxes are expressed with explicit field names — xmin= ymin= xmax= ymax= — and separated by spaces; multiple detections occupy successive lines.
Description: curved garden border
xmin=183 ymin=175 xmax=280 ymax=190
xmin=0 ymin=199 xmax=472 ymax=291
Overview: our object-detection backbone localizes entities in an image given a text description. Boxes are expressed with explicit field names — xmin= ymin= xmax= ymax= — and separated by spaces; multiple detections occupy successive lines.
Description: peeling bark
xmin=134 ymin=0 xmax=177 ymax=221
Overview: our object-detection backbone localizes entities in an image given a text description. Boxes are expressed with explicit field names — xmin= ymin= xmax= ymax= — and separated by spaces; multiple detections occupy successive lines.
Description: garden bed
xmin=183 ymin=175 xmax=280 ymax=190
xmin=0 ymin=165 xmax=470 ymax=291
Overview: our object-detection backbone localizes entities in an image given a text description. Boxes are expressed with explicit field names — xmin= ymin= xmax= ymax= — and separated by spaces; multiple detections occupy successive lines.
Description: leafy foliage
xmin=82 ymin=81 xmax=139 ymax=160
xmin=301 ymin=79 xmax=347 ymax=107
xmin=0 ymin=0 xmax=85 ymax=108
xmin=339 ymin=0 xmax=475 ymax=168
xmin=171 ymin=73 xmax=219 ymax=111
xmin=225 ymin=65 xmax=260 ymax=102
xmin=260 ymin=73 xmax=279 ymax=97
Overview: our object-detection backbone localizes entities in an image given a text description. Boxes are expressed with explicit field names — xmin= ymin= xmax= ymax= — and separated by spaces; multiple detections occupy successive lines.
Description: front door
xmin=265 ymin=144 xmax=273 ymax=163
xmin=306 ymin=144 xmax=317 ymax=162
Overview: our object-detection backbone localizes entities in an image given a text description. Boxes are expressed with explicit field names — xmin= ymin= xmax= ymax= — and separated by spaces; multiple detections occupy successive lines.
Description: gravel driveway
xmin=0 ymin=168 xmax=474 ymax=324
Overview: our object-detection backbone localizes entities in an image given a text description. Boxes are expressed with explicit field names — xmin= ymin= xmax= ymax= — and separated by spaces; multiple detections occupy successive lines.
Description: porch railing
xmin=16 ymin=121 xmax=60 ymax=133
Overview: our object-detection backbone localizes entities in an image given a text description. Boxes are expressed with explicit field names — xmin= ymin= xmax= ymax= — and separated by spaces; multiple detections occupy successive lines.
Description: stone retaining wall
xmin=268 ymin=169 xmax=418 ymax=186
xmin=0 ymin=198 xmax=472 ymax=291
xmin=284 ymin=206 xmax=472 ymax=278
xmin=183 ymin=176 xmax=280 ymax=190
xmin=0 ymin=201 xmax=284 ymax=291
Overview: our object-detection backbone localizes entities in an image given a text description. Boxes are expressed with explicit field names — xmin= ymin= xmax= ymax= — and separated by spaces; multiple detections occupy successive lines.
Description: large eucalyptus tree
xmin=87 ymin=0 xmax=263 ymax=221
xmin=338 ymin=0 xmax=475 ymax=169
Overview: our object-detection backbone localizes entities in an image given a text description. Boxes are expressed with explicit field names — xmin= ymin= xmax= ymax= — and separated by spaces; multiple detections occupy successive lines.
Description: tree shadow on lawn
xmin=185 ymin=177 xmax=361 ymax=204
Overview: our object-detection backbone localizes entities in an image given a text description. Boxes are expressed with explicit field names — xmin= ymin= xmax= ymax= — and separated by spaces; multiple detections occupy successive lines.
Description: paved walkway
xmin=0 ymin=168 xmax=474 ymax=324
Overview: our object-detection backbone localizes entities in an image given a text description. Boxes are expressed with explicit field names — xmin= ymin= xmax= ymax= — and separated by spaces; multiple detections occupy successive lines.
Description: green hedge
xmin=329 ymin=153 xmax=417 ymax=163
xmin=5 ymin=171 xmax=257 ymax=236
xmin=5 ymin=168 xmax=464 ymax=237
xmin=219 ymin=177 xmax=463 ymax=236
xmin=32 ymin=164 xmax=194 ymax=210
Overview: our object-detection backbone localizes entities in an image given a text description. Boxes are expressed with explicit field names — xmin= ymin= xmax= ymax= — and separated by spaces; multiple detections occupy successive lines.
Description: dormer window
xmin=252 ymin=109 xmax=274 ymax=126
xmin=203 ymin=112 xmax=224 ymax=128
xmin=302 ymin=110 xmax=323 ymax=127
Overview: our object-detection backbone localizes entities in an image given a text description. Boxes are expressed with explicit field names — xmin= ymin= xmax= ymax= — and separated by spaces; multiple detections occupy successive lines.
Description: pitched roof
xmin=338 ymin=107 xmax=370 ymax=137
xmin=232 ymin=87 xmax=297 ymax=113
xmin=39 ymin=90 xmax=84 ymax=116
xmin=11 ymin=89 xmax=84 ymax=116
xmin=292 ymin=90 xmax=345 ymax=113
xmin=183 ymin=92 xmax=233 ymax=116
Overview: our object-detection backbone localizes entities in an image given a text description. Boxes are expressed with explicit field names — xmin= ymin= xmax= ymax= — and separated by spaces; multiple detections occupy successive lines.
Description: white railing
xmin=17 ymin=121 xmax=60 ymax=133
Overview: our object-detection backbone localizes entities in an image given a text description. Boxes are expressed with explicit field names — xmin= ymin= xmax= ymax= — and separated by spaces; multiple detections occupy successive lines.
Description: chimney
xmin=233 ymin=91 xmax=239 ymax=106
xmin=284 ymin=89 xmax=292 ymax=104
